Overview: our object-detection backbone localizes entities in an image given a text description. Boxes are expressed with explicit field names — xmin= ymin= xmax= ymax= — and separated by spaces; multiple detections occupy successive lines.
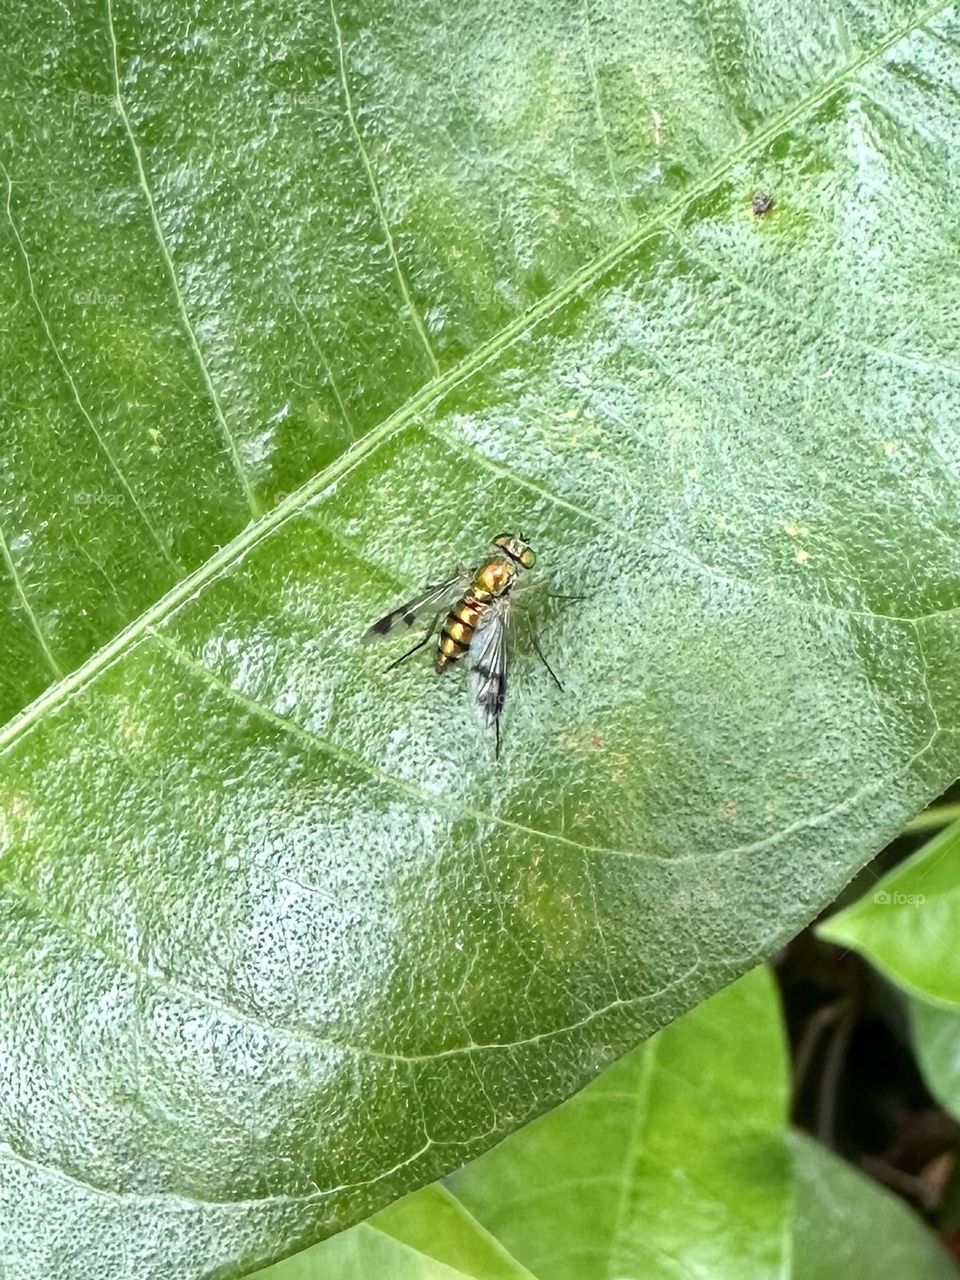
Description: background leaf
xmin=912 ymin=1002 xmax=960 ymax=1122
xmin=819 ymin=822 xmax=960 ymax=1009
xmin=444 ymin=967 xmax=789 ymax=1280
xmin=789 ymin=1131 xmax=957 ymax=1280
xmin=5 ymin=0 xmax=960 ymax=1277
xmin=820 ymin=821 xmax=960 ymax=1120
xmin=252 ymin=970 xmax=958 ymax=1279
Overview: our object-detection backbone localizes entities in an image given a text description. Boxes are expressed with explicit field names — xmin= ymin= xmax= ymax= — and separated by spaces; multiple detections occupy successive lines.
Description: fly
xmin=362 ymin=533 xmax=563 ymax=757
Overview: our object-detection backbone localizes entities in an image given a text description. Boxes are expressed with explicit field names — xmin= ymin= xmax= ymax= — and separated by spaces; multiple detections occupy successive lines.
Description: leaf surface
xmin=819 ymin=823 xmax=960 ymax=1008
xmin=4 ymin=0 xmax=960 ymax=1277
xmin=912 ymin=1001 xmax=960 ymax=1119
xmin=790 ymin=1131 xmax=958 ymax=1280
xmin=252 ymin=971 xmax=958 ymax=1280
xmin=820 ymin=821 xmax=960 ymax=1118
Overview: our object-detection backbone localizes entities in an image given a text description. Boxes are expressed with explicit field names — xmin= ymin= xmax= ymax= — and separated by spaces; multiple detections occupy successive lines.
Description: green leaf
xmin=819 ymin=822 xmax=960 ymax=1008
xmin=790 ymin=1131 xmax=959 ymax=1280
xmin=252 ymin=1186 xmax=535 ymax=1280
xmin=443 ymin=967 xmax=789 ymax=1280
xmin=819 ymin=820 xmax=960 ymax=1117
xmin=4 ymin=0 xmax=960 ymax=1276
xmin=252 ymin=969 xmax=791 ymax=1280
xmin=912 ymin=1001 xmax=960 ymax=1120
xmin=252 ymin=971 xmax=958 ymax=1280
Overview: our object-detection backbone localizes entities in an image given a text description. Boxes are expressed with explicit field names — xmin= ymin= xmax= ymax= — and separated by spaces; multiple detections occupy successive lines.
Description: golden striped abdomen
xmin=434 ymin=557 xmax=516 ymax=672
xmin=435 ymin=595 xmax=485 ymax=671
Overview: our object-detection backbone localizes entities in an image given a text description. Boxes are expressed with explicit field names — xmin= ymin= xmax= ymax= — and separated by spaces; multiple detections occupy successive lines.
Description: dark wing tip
xmin=472 ymin=663 xmax=507 ymax=727
xmin=361 ymin=612 xmax=396 ymax=644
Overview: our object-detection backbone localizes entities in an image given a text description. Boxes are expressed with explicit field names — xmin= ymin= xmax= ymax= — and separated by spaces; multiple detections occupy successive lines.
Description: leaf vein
xmin=328 ymin=0 xmax=440 ymax=376
xmin=607 ymin=1035 xmax=658 ymax=1279
xmin=145 ymin=623 xmax=666 ymax=864
xmin=422 ymin=420 xmax=616 ymax=531
xmin=1 ymin=162 xmax=181 ymax=573
xmin=0 ymin=519 xmax=62 ymax=679
xmin=104 ymin=0 xmax=261 ymax=519
xmin=228 ymin=175 xmax=357 ymax=439
xmin=662 ymin=539 xmax=930 ymax=627
xmin=1 ymin=0 xmax=951 ymax=751
xmin=581 ymin=0 xmax=630 ymax=225
xmin=667 ymin=220 xmax=960 ymax=400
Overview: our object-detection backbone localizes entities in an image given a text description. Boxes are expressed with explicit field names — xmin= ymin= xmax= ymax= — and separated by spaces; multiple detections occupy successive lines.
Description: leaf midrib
xmin=0 ymin=0 xmax=945 ymax=758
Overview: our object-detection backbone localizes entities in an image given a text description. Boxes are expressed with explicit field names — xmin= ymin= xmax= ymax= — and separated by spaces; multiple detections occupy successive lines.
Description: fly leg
xmin=527 ymin=621 xmax=563 ymax=692
xmin=384 ymin=611 xmax=442 ymax=672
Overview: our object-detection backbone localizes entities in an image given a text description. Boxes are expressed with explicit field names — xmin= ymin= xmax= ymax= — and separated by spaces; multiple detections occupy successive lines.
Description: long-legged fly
xmin=362 ymin=534 xmax=563 ymax=756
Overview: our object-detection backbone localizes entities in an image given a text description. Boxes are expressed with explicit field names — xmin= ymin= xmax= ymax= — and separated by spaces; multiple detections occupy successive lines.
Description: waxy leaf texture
xmin=2 ymin=0 xmax=960 ymax=1275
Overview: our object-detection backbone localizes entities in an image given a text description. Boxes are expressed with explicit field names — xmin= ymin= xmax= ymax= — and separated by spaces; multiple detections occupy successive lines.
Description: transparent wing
xmin=469 ymin=595 xmax=511 ymax=733
xmin=361 ymin=571 xmax=469 ymax=644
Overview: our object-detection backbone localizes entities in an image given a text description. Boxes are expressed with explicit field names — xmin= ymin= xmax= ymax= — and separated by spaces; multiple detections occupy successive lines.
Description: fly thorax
xmin=474 ymin=558 xmax=514 ymax=597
